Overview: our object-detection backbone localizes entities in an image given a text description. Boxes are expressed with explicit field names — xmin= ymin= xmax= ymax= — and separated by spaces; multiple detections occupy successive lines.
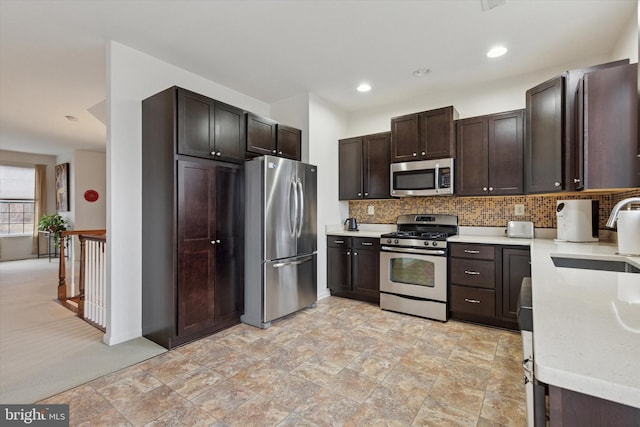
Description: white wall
xmin=106 ymin=41 xmax=269 ymax=345
xmin=270 ymin=93 xmax=311 ymax=163
xmin=610 ymin=1 xmax=638 ymax=63
xmin=309 ymin=94 xmax=348 ymax=298
xmin=0 ymin=150 xmax=56 ymax=261
xmin=73 ymin=150 xmax=106 ymax=231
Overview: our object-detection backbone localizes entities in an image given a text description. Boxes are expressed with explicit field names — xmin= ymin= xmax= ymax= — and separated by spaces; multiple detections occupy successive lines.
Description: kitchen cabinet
xmin=142 ymin=87 xmax=244 ymax=349
xmin=525 ymin=60 xmax=632 ymax=193
xmin=327 ymin=235 xmax=380 ymax=303
xmin=390 ymin=106 xmax=458 ymax=162
xmin=177 ymin=87 xmax=245 ymax=163
xmin=246 ymin=113 xmax=302 ymax=161
xmin=338 ymin=132 xmax=390 ymax=200
xmin=456 ymin=110 xmax=524 ymax=196
xmin=549 ymin=385 xmax=640 ymax=426
xmin=576 ymin=63 xmax=639 ymax=189
xmin=449 ymin=242 xmax=529 ymax=329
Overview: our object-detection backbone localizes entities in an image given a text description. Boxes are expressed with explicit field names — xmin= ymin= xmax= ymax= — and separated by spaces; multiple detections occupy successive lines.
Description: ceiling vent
xmin=481 ymin=0 xmax=507 ymax=12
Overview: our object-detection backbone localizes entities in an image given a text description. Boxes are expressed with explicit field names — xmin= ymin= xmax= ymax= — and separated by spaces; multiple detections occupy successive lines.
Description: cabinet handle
xmin=464 ymin=249 xmax=480 ymax=254
xmin=361 ymin=242 xmax=373 ymax=246
xmin=464 ymin=270 xmax=480 ymax=275
xmin=334 ymin=240 xmax=345 ymax=244
xmin=489 ymin=187 xmax=494 ymax=191
xmin=347 ymin=251 xmax=351 ymax=255
xmin=573 ymin=178 xmax=581 ymax=184
xmin=354 ymin=252 xmax=358 ymax=256
xmin=554 ymin=181 xmax=561 ymax=187
xmin=210 ymin=151 xmax=216 ymax=155
xmin=421 ymin=151 xmax=426 ymax=155
xmin=272 ymin=150 xmax=277 ymax=153
xmin=412 ymin=152 xmax=417 ymax=156
xmin=357 ymin=192 xmax=362 ymax=196
xmin=364 ymin=192 xmax=369 ymax=196
xmin=278 ymin=151 xmax=283 ymax=155
xmin=464 ymin=298 xmax=481 ymax=304
xmin=483 ymin=187 xmax=488 ymax=192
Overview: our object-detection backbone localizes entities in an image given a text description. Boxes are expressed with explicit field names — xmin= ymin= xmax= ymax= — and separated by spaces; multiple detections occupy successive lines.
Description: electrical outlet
xmin=367 ymin=205 xmax=374 ymax=215
xmin=514 ymin=204 xmax=525 ymax=216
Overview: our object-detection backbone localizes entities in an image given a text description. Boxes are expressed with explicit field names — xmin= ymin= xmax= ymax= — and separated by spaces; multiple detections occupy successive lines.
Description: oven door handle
xmin=381 ymin=246 xmax=446 ymax=256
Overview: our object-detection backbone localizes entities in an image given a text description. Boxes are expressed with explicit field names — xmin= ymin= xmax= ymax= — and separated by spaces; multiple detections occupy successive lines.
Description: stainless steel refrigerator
xmin=242 ymin=156 xmax=317 ymax=328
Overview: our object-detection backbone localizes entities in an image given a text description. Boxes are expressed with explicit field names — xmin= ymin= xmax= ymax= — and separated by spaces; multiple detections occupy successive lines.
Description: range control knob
xmin=424 ymin=241 xmax=429 ymax=246
xmin=394 ymin=239 xmax=399 ymax=244
xmin=386 ymin=239 xmax=392 ymax=244
xmin=432 ymin=241 xmax=438 ymax=247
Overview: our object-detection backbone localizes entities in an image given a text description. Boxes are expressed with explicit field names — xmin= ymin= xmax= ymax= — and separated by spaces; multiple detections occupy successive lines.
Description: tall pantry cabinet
xmin=142 ymin=86 xmax=244 ymax=349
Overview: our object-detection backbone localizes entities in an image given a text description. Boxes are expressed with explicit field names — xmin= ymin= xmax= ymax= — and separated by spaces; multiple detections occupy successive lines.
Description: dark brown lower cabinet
xmin=449 ymin=243 xmax=530 ymax=329
xmin=549 ymin=385 xmax=640 ymax=426
xmin=327 ymin=235 xmax=380 ymax=303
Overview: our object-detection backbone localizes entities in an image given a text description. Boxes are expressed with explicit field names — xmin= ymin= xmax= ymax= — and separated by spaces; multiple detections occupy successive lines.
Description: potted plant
xmin=38 ymin=213 xmax=69 ymax=248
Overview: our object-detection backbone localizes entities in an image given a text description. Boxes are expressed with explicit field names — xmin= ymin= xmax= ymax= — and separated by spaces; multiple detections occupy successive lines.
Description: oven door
xmin=380 ymin=247 xmax=447 ymax=302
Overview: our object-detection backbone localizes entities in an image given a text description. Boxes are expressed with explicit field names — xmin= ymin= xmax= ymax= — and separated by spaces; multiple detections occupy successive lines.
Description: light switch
xmin=514 ymin=204 xmax=525 ymax=216
xmin=367 ymin=205 xmax=374 ymax=215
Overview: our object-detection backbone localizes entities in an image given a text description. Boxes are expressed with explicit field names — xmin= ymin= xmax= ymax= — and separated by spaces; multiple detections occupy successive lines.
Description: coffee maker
xmin=556 ymin=200 xmax=599 ymax=242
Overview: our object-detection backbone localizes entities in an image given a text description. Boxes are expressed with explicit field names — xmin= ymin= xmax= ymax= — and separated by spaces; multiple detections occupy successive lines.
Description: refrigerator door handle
xmin=297 ymin=179 xmax=304 ymax=238
xmin=272 ymin=255 xmax=314 ymax=268
xmin=289 ymin=178 xmax=297 ymax=236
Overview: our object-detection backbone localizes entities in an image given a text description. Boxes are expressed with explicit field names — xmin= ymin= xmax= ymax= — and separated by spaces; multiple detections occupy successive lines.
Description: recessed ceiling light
xmin=412 ymin=68 xmax=431 ymax=77
xmin=64 ymin=115 xmax=79 ymax=122
xmin=357 ymin=83 xmax=371 ymax=93
xmin=487 ymin=46 xmax=508 ymax=58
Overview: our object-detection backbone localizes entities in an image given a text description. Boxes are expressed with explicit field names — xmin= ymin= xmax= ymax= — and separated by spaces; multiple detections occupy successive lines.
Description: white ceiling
xmin=0 ymin=0 xmax=637 ymax=156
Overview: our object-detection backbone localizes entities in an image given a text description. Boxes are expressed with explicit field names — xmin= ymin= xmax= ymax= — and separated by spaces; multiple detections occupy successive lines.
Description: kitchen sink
xmin=551 ymin=256 xmax=640 ymax=273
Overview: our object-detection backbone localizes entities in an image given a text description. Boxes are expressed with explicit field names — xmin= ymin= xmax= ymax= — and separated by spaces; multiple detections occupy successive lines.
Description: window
xmin=0 ymin=165 xmax=35 ymax=236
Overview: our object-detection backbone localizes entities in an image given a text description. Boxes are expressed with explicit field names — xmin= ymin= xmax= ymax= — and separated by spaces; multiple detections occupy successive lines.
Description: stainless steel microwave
xmin=390 ymin=158 xmax=454 ymax=197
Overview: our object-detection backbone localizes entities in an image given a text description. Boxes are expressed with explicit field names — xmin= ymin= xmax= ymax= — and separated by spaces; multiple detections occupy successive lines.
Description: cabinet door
xmin=502 ymin=248 xmax=531 ymax=321
xmin=177 ymin=89 xmax=215 ymax=159
xmin=582 ymin=63 xmax=639 ymax=189
xmin=213 ymin=163 xmax=243 ymax=324
xmin=391 ymin=113 xmax=421 ymax=162
xmin=488 ymin=110 xmax=524 ymax=195
xmin=362 ymin=132 xmax=391 ymax=199
xmin=525 ymin=75 xmax=565 ymax=193
xmin=214 ymin=102 xmax=245 ymax=162
xmin=177 ymin=160 xmax=216 ymax=336
xmin=456 ymin=117 xmax=489 ymax=196
xmin=338 ymin=137 xmax=363 ymax=200
xmin=246 ymin=113 xmax=277 ymax=156
xmin=352 ymin=245 xmax=380 ymax=298
xmin=327 ymin=246 xmax=351 ymax=291
xmin=276 ymin=124 xmax=302 ymax=160
xmin=421 ymin=106 xmax=456 ymax=159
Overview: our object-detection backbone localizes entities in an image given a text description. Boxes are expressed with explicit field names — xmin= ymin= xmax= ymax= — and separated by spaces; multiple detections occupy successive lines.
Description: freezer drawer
xmin=263 ymin=254 xmax=317 ymax=325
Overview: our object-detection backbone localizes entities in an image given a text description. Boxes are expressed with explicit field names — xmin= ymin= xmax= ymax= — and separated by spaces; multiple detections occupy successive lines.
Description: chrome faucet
xmin=606 ymin=197 xmax=640 ymax=228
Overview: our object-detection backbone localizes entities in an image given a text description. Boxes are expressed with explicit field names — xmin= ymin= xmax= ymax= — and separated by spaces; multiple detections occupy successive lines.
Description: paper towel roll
xmin=617 ymin=210 xmax=640 ymax=256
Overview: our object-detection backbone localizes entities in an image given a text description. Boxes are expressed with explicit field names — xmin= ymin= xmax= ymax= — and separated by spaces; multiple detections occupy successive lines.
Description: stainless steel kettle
xmin=344 ymin=217 xmax=358 ymax=231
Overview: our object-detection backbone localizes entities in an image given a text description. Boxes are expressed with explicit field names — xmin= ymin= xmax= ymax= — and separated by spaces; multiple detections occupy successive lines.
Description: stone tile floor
xmin=40 ymin=297 xmax=526 ymax=426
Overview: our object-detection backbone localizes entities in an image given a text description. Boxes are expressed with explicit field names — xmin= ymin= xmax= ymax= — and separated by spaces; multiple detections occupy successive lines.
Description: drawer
xmin=353 ymin=237 xmax=380 ymax=251
xmin=450 ymin=244 xmax=495 ymax=260
xmin=327 ymin=235 xmax=351 ymax=249
xmin=450 ymin=258 xmax=495 ymax=288
xmin=450 ymin=285 xmax=495 ymax=317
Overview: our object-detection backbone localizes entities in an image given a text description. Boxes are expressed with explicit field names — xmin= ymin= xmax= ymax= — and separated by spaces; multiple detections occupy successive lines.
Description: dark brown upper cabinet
xmin=525 ymin=59 xmax=632 ymax=193
xmin=577 ymin=63 xmax=639 ymax=189
xmin=246 ymin=113 xmax=301 ymax=161
xmin=456 ymin=110 xmax=524 ymax=196
xmin=390 ymin=106 xmax=458 ymax=162
xmin=339 ymin=132 xmax=391 ymax=200
xmin=176 ymin=88 xmax=245 ymax=163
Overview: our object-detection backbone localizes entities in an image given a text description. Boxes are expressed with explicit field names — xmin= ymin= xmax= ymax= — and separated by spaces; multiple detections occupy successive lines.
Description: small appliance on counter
xmin=507 ymin=221 xmax=534 ymax=239
xmin=606 ymin=197 xmax=640 ymax=256
xmin=556 ymin=199 xmax=599 ymax=242
xmin=344 ymin=217 xmax=358 ymax=231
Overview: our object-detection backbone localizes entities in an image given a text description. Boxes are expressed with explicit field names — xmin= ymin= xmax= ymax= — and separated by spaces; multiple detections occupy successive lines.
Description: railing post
xmin=57 ymin=232 xmax=67 ymax=302
xmin=78 ymin=236 xmax=86 ymax=320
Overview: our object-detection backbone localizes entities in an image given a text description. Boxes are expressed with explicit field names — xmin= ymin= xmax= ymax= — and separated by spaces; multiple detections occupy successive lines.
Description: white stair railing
xmin=79 ymin=234 xmax=107 ymax=330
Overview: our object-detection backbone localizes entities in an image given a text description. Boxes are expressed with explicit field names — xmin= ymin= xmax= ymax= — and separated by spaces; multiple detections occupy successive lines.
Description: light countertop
xmin=325 ymin=224 xmax=395 ymax=238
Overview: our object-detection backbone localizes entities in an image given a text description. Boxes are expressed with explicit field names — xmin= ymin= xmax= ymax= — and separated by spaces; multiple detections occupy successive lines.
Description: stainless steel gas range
xmin=379 ymin=214 xmax=458 ymax=321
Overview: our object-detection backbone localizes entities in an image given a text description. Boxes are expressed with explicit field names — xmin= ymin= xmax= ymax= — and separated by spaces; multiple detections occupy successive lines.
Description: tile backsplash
xmin=349 ymin=188 xmax=640 ymax=229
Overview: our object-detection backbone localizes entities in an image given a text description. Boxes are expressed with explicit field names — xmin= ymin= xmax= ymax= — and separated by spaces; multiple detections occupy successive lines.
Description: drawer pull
xmin=464 ymin=249 xmax=480 ymax=254
xmin=464 ymin=270 xmax=481 ymax=275
xmin=464 ymin=298 xmax=481 ymax=304
xmin=361 ymin=242 xmax=373 ymax=246
xmin=334 ymin=240 xmax=345 ymax=244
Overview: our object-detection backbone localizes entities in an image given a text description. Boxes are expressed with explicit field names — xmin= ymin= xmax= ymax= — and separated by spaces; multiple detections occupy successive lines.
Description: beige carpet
xmin=0 ymin=258 xmax=166 ymax=403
